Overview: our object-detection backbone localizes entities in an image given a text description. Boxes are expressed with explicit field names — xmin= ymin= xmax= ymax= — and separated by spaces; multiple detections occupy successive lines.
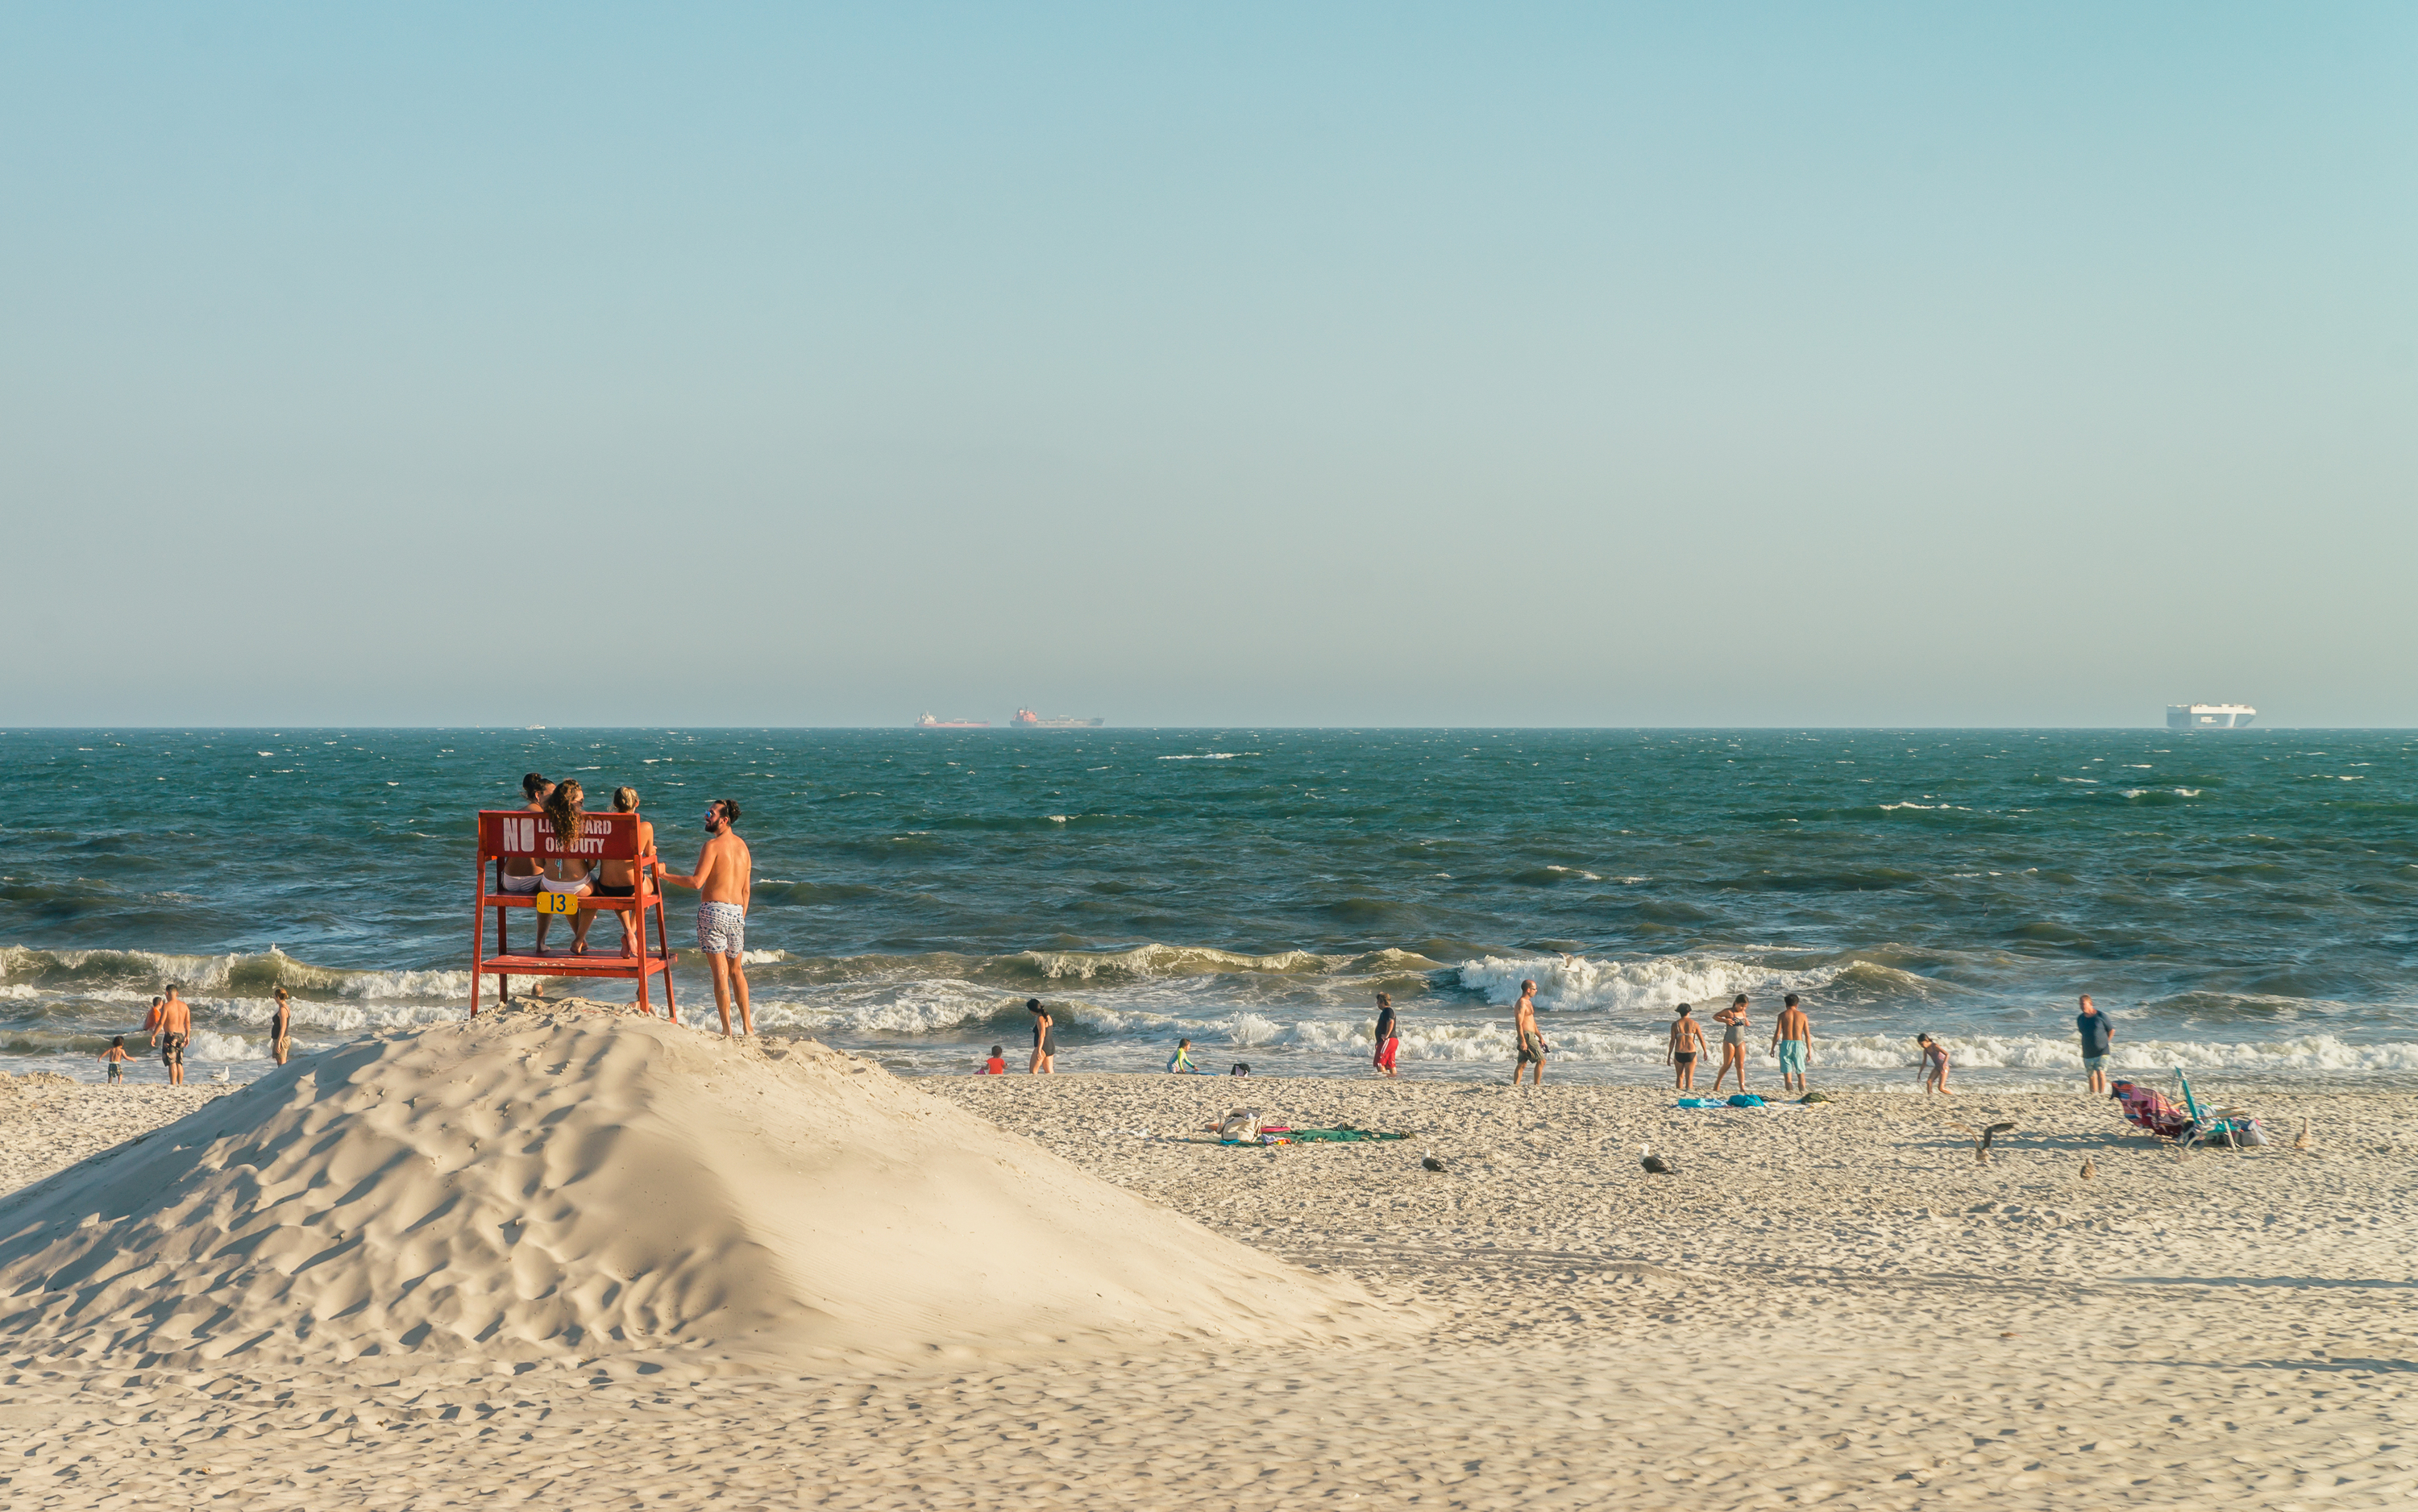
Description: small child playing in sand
xmin=99 ymin=1035 xmax=134 ymax=1085
xmin=1166 ymin=1038 xmax=1208 ymax=1074
xmin=1917 ymin=1032 xmax=1951 ymax=1095
xmin=983 ymin=1045 xmax=1006 ymax=1075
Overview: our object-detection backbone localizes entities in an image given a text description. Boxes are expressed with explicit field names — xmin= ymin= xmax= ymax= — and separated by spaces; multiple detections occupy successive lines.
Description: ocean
xmin=4 ymin=727 xmax=2413 ymax=1089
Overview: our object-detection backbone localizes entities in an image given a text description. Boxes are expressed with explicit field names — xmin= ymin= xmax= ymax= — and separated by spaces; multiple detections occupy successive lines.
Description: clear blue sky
xmin=4 ymin=4 xmax=2412 ymax=727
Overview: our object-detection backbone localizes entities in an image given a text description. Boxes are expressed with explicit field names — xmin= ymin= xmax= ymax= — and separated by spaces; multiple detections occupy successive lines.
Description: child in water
xmin=1917 ymin=1032 xmax=1952 ymax=1095
xmin=983 ymin=1045 xmax=1006 ymax=1075
xmin=1166 ymin=1037 xmax=1210 ymax=1074
xmin=99 ymin=1035 xmax=134 ymax=1085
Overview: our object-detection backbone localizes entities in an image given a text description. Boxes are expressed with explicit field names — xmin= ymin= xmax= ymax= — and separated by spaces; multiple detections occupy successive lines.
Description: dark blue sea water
xmin=4 ymin=728 xmax=2414 ymax=1087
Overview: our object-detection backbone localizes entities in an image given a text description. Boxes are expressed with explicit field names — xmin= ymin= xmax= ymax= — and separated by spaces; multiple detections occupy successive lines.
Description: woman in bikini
xmin=1668 ymin=1003 xmax=1707 ymax=1090
xmin=534 ymin=779 xmax=597 ymax=956
xmin=1710 ymin=993 xmax=1752 ymax=1092
xmin=593 ymin=787 xmax=657 ymax=957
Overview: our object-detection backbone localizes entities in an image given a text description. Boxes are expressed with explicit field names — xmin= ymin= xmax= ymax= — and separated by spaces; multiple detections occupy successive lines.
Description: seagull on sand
xmin=1420 ymin=1153 xmax=1447 ymax=1173
xmin=1947 ymin=1120 xmax=2017 ymax=1166
xmin=2079 ymin=1155 xmax=2096 ymax=1181
xmin=1640 ymin=1143 xmax=1675 ymax=1175
xmin=2292 ymin=1117 xmax=2315 ymax=1151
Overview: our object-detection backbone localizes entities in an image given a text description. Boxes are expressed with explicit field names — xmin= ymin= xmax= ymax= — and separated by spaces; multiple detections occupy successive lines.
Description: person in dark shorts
xmin=99 ymin=1035 xmax=134 ymax=1084
xmin=1027 ymin=999 xmax=1056 ymax=1074
xmin=1373 ymin=991 xmax=1401 ymax=1077
xmin=152 ymin=983 xmax=193 ymax=1086
xmin=1668 ymin=1003 xmax=1707 ymax=1090
xmin=1512 ymin=979 xmax=1547 ymax=1086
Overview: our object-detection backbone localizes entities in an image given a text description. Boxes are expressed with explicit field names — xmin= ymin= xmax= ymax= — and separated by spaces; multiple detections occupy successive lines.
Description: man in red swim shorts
xmin=1373 ymin=992 xmax=1401 ymax=1077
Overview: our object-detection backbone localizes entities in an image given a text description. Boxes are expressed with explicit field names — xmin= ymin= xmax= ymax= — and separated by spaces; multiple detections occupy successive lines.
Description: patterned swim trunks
xmin=696 ymin=901 xmax=746 ymax=956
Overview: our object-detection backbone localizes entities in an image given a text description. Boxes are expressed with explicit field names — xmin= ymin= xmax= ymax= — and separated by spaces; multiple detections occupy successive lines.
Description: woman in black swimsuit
xmin=1668 ymin=1003 xmax=1707 ymax=1090
xmin=1027 ymin=998 xmax=1056 ymax=1074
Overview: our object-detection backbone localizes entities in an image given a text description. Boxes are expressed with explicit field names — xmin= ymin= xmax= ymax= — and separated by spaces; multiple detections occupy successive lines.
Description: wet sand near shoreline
xmin=4 ymin=1067 xmax=2415 ymax=1509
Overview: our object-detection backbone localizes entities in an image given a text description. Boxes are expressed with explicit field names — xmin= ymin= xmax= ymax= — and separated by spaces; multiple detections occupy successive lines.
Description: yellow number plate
xmin=534 ymin=891 xmax=580 ymax=915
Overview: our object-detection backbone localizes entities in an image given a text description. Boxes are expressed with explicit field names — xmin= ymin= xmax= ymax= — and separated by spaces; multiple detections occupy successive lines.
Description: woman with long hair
xmin=536 ymin=779 xmax=596 ymax=956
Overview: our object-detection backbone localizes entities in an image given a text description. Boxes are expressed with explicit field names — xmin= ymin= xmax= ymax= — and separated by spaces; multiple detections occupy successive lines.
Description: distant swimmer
xmin=1771 ymin=993 xmax=1812 ymax=1093
xmin=1373 ymin=992 xmax=1401 ymax=1078
xmin=499 ymin=772 xmax=552 ymax=896
xmin=2076 ymin=995 xmax=2113 ymax=1095
xmin=596 ymin=787 xmax=657 ymax=959
xmin=659 ymin=798 xmax=752 ymax=1035
xmin=1710 ymin=993 xmax=1751 ymax=1093
xmin=152 ymin=983 xmax=192 ymax=1086
xmin=271 ymin=986 xmax=293 ymax=1066
xmin=1511 ymin=979 xmax=1546 ymax=1087
xmin=1668 ymin=1003 xmax=1706 ymax=1090
xmin=1028 ymin=999 xmax=1056 ymax=1074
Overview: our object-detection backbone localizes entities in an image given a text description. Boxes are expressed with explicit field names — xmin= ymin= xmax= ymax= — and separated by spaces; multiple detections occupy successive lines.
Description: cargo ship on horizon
xmin=2167 ymin=703 xmax=2256 ymax=730
xmin=913 ymin=713 xmax=991 ymax=729
xmin=1013 ymin=708 xmax=1104 ymax=728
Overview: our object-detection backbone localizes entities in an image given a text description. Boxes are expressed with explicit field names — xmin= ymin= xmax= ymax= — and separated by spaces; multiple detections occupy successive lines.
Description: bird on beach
xmin=1640 ymin=1143 xmax=1676 ymax=1175
xmin=1947 ymin=1120 xmax=2017 ymax=1166
xmin=2079 ymin=1155 xmax=2096 ymax=1181
xmin=1421 ymin=1154 xmax=1448 ymax=1173
xmin=2293 ymin=1117 xmax=2316 ymax=1151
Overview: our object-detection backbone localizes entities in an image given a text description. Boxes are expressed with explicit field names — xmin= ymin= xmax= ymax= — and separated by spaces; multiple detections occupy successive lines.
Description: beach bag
xmin=1218 ymin=1108 xmax=1263 ymax=1143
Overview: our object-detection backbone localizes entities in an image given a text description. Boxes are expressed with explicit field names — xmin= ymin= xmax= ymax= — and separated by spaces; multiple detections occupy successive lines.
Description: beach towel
xmin=1726 ymin=1094 xmax=1766 ymax=1108
xmin=1282 ymin=1127 xmax=1409 ymax=1143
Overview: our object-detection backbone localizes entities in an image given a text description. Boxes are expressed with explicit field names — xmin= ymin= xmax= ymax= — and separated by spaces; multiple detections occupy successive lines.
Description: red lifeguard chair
xmin=470 ymin=810 xmax=676 ymax=1019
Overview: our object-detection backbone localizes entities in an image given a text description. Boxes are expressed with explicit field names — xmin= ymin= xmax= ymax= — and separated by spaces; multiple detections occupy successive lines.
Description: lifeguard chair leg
xmin=471 ymin=862 xmax=486 ymax=1020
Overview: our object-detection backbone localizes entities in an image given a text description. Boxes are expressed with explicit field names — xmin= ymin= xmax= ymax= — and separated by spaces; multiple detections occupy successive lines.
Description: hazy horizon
xmin=5 ymin=6 xmax=2412 ymax=728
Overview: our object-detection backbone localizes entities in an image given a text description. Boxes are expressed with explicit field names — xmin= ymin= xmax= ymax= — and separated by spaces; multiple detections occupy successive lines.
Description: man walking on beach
xmin=2076 ymin=995 xmax=2114 ymax=1095
xmin=1373 ymin=992 xmax=1400 ymax=1078
xmin=151 ymin=983 xmax=192 ymax=1086
xmin=659 ymin=798 xmax=752 ymax=1036
xmin=1511 ymin=980 xmax=1546 ymax=1086
xmin=1772 ymin=993 xmax=1813 ymax=1093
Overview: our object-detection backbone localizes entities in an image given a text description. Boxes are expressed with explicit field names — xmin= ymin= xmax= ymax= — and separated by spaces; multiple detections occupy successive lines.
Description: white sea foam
xmin=1157 ymin=752 xmax=1257 ymax=761
xmin=1454 ymin=953 xmax=1847 ymax=1015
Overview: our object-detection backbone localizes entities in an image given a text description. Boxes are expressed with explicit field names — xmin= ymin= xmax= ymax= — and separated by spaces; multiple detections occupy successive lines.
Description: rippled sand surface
xmin=3 ymin=1066 xmax=2413 ymax=1509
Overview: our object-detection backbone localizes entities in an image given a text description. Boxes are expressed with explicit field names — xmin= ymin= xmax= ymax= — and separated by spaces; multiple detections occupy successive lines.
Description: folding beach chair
xmin=2173 ymin=1067 xmax=2257 ymax=1151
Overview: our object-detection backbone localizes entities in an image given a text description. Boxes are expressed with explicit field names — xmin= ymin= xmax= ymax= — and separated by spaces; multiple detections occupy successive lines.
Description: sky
xmin=3 ymin=4 xmax=2413 ymax=728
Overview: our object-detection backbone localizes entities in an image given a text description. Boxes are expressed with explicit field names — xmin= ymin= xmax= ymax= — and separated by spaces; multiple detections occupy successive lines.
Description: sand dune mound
xmin=0 ymin=1003 xmax=1378 ymax=1368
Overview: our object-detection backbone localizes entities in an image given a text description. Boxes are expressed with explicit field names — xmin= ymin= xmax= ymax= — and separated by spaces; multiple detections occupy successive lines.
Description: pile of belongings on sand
xmin=2112 ymin=1074 xmax=2266 ymax=1149
xmin=1215 ymin=1108 xmax=1410 ymax=1146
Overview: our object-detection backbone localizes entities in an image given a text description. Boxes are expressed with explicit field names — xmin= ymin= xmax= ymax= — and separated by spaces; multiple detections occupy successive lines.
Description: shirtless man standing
xmin=1511 ymin=979 xmax=1547 ymax=1087
xmin=659 ymin=798 xmax=752 ymax=1036
xmin=1771 ymin=992 xmax=1813 ymax=1093
xmin=152 ymin=983 xmax=193 ymax=1086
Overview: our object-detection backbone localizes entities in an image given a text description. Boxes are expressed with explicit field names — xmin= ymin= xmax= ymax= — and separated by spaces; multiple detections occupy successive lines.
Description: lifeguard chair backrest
xmin=478 ymin=809 xmax=642 ymax=862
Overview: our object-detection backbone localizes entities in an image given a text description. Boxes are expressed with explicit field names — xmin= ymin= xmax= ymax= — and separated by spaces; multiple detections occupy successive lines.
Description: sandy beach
xmin=2 ymin=1041 xmax=2414 ymax=1509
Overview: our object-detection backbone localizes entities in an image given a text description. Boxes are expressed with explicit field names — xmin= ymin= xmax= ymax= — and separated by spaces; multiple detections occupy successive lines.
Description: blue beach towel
xmin=1726 ymin=1094 xmax=1766 ymax=1107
